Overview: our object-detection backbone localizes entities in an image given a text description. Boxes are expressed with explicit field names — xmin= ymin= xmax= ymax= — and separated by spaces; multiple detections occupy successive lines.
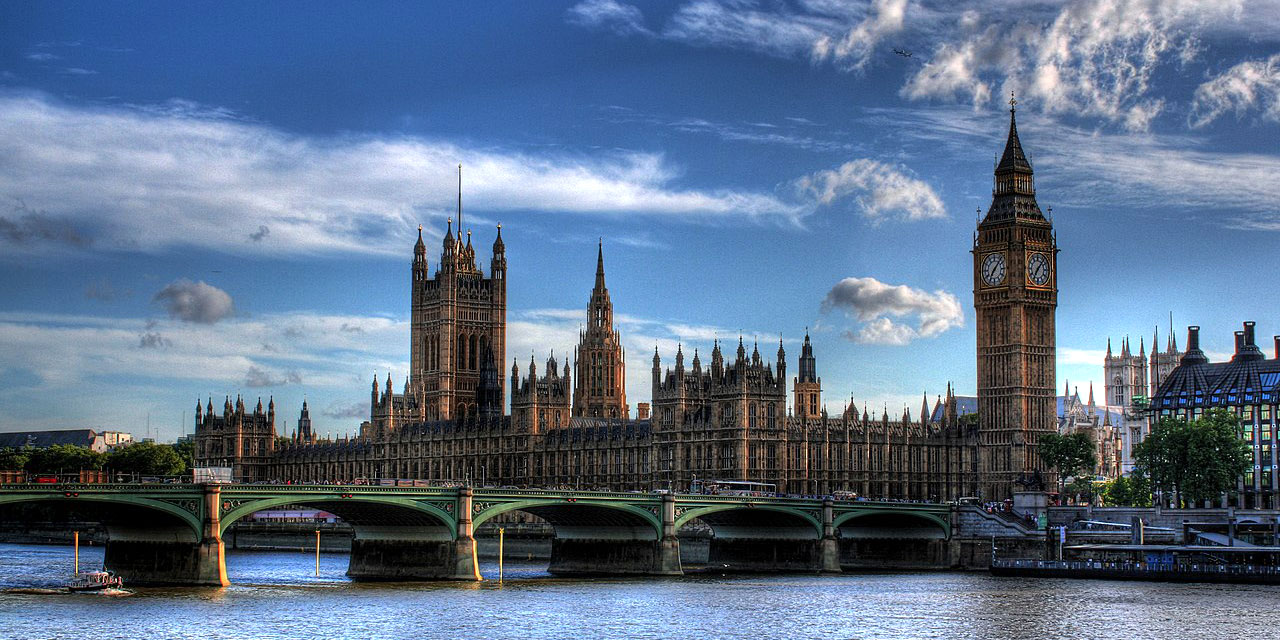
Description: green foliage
xmin=24 ymin=444 xmax=107 ymax=473
xmin=957 ymin=412 xmax=979 ymax=429
xmin=1038 ymin=431 xmax=1098 ymax=481
xmin=1066 ymin=476 xmax=1096 ymax=504
xmin=0 ymin=447 xmax=32 ymax=470
xmin=1101 ymin=475 xmax=1152 ymax=507
xmin=172 ymin=439 xmax=196 ymax=469
xmin=1133 ymin=409 xmax=1252 ymax=507
xmin=106 ymin=442 xmax=188 ymax=476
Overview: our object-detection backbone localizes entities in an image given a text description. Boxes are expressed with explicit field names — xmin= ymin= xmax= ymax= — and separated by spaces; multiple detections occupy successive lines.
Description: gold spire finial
xmin=1009 ymin=91 xmax=1017 ymax=110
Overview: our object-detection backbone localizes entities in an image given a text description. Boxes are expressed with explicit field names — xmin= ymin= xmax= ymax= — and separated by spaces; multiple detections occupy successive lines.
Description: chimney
xmin=1181 ymin=326 xmax=1209 ymax=366
xmin=1274 ymin=336 xmax=1280 ymax=360
xmin=1237 ymin=321 xmax=1265 ymax=362
xmin=1233 ymin=330 xmax=1244 ymax=361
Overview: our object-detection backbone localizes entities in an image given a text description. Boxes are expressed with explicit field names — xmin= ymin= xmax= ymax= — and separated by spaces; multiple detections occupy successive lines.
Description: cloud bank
xmin=0 ymin=93 xmax=807 ymax=258
xmin=822 ymin=276 xmax=963 ymax=345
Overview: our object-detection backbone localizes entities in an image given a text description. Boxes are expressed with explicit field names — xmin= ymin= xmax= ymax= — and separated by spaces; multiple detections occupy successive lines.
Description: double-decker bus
xmin=689 ymin=479 xmax=777 ymax=497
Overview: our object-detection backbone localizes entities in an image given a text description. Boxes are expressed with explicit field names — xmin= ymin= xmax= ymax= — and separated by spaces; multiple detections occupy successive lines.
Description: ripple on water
xmin=1 ymin=544 xmax=1278 ymax=640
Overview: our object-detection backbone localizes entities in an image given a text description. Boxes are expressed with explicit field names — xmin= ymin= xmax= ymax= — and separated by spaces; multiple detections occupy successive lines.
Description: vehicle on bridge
xmin=689 ymin=479 xmax=777 ymax=497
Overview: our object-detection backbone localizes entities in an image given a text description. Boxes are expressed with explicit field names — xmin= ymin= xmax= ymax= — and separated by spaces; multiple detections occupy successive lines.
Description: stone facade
xmin=973 ymin=101 xmax=1060 ymax=500
xmin=195 ymin=110 xmax=1052 ymax=501
xmin=572 ymin=242 xmax=628 ymax=419
xmin=407 ymin=167 xmax=507 ymax=423
xmin=193 ymin=396 xmax=277 ymax=482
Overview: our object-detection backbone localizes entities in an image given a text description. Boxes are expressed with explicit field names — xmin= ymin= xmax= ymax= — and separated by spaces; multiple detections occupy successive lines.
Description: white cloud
xmin=1190 ymin=53 xmax=1280 ymax=127
xmin=869 ymin=105 xmax=1280 ymax=227
xmin=812 ymin=0 xmax=908 ymax=71
xmin=797 ymin=159 xmax=945 ymax=223
xmin=0 ymin=93 xmax=806 ymax=258
xmin=0 ymin=311 xmax=407 ymax=391
xmin=901 ymin=0 xmax=1250 ymax=131
xmin=662 ymin=0 xmax=843 ymax=59
xmin=566 ymin=0 xmax=651 ymax=36
xmin=821 ymin=276 xmax=963 ymax=345
xmin=152 ymin=279 xmax=235 ymax=324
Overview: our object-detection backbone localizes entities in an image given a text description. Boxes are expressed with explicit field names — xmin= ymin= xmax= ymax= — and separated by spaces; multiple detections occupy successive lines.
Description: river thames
xmin=0 ymin=543 xmax=1276 ymax=639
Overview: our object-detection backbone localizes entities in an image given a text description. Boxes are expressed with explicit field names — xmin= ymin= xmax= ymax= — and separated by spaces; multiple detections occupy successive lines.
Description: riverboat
xmin=67 ymin=571 xmax=124 ymax=592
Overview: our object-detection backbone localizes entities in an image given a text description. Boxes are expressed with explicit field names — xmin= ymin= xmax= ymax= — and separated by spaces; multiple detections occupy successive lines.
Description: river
xmin=0 ymin=543 xmax=1275 ymax=639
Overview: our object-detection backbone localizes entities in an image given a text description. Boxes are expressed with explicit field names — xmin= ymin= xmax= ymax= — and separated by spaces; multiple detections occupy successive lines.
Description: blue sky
xmin=2 ymin=0 xmax=1279 ymax=441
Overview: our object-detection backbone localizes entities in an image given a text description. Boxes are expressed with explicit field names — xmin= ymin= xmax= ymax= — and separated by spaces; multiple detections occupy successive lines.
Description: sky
xmin=2 ymin=0 xmax=1279 ymax=442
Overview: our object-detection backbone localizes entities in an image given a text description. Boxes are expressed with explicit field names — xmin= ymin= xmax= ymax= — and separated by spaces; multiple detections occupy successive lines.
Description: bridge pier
xmin=546 ymin=493 xmax=682 ymax=576
xmin=702 ymin=500 xmax=840 ymax=573
xmin=346 ymin=487 xmax=480 ymax=581
xmin=103 ymin=484 xmax=228 ymax=587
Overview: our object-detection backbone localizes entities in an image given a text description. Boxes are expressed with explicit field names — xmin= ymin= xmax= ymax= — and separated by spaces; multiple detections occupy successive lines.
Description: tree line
xmin=1039 ymin=408 xmax=1252 ymax=507
xmin=0 ymin=440 xmax=196 ymax=477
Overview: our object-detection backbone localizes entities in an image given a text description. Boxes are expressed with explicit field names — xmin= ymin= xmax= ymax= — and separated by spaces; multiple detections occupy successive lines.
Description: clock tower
xmin=973 ymin=98 xmax=1058 ymax=501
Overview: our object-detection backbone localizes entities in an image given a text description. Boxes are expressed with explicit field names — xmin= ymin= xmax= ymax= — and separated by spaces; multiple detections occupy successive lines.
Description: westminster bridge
xmin=0 ymin=483 xmax=961 ymax=586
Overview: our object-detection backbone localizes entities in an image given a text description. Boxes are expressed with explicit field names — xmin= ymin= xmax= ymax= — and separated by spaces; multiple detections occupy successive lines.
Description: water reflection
xmin=0 ymin=543 xmax=1276 ymax=640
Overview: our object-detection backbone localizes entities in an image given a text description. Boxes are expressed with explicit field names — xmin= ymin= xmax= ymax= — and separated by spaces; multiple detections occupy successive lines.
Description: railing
xmin=0 ymin=482 xmax=951 ymax=512
xmin=992 ymin=558 xmax=1280 ymax=577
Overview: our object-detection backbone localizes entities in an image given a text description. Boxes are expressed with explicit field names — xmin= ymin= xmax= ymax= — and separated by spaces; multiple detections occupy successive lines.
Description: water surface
xmin=0 ymin=543 xmax=1273 ymax=639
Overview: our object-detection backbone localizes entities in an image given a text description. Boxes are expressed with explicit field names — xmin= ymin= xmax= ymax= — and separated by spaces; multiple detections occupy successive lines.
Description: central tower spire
xmin=574 ymin=241 xmax=628 ymax=419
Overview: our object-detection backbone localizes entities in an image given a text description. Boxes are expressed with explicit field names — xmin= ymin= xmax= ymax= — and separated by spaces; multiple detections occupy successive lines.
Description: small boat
xmin=67 ymin=571 xmax=124 ymax=593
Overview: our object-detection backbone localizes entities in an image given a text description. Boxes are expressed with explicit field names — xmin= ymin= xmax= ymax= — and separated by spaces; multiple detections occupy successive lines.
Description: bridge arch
xmin=0 ymin=492 xmax=203 ymax=539
xmin=675 ymin=504 xmax=822 ymax=538
xmin=218 ymin=495 xmax=456 ymax=538
xmin=472 ymin=499 xmax=662 ymax=539
xmin=833 ymin=509 xmax=950 ymax=539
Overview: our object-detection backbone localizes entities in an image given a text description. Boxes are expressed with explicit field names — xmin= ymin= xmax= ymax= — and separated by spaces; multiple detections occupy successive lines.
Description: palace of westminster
xmin=195 ymin=107 xmax=1065 ymax=502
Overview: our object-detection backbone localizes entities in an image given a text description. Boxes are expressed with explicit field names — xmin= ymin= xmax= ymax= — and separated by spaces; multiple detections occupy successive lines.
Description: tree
xmin=106 ymin=442 xmax=187 ymax=477
xmin=172 ymin=439 xmax=196 ymax=469
xmin=0 ymin=447 xmax=32 ymax=470
xmin=1134 ymin=409 xmax=1252 ymax=507
xmin=24 ymin=444 xmax=106 ymax=474
xmin=1101 ymin=474 xmax=1151 ymax=507
xmin=1038 ymin=431 xmax=1097 ymax=501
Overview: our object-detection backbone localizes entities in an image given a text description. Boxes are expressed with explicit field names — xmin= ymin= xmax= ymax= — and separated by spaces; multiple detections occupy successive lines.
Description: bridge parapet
xmin=0 ymin=484 xmax=958 ymax=583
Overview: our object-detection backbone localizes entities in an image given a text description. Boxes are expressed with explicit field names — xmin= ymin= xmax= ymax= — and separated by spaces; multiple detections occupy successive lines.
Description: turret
xmin=491 ymin=224 xmax=506 ymax=276
xmin=413 ymin=224 xmax=427 ymax=281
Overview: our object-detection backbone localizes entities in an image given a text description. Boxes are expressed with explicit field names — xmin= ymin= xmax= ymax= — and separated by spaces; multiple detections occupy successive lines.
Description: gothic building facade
xmin=973 ymin=100 xmax=1060 ymax=500
xmin=572 ymin=243 xmax=628 ymax=419
xmin=408 ymin=167 xmax=507 ymax=423
xmin=1103 ymin=325 xmax=1183 ymax=471
xmin=196 ymin=109 xmax=1052 ymax=501
xmin=192 ymin=395 xmax=277 ymax=483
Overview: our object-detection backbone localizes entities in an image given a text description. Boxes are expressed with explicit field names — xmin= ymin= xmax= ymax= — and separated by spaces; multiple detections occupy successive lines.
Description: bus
xmin=689 ymin=479 xmax=777 ymax=497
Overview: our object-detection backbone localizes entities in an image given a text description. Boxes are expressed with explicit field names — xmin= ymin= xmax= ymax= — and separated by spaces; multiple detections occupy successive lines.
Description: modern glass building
xmin=1150 ymin=322 xmax=1280 ymax=509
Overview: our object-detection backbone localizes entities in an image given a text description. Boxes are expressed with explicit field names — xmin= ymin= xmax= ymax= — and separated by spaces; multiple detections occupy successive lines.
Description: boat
xmin=65 ymin=530 xmax=129 ymax=593
xmin=67 ymin=570 xmax=124 ymax=593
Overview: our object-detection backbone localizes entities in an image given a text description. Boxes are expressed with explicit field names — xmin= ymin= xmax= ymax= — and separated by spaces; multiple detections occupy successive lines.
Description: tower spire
xmin=595 ymin=238 xmax=606 ymax=291
xmin=984 ymin=91 xmax=1042 ymax=223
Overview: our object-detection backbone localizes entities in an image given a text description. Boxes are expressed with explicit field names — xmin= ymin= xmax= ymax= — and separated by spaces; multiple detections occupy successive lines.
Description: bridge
xmin=0 ymin=484 xmax=952 ymax=586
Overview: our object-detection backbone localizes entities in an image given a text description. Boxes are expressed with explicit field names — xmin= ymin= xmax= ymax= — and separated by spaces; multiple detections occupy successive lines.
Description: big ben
xmin=974 ymin=97 xmax=1058 ymax=501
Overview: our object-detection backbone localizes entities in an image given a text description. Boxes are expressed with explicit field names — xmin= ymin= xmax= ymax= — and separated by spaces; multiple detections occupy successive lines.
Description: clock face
xmin=1027 ymin=252 xmax=1051 ymax=286
xmin=981 ymin=253 xmax=1006 ymax=286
